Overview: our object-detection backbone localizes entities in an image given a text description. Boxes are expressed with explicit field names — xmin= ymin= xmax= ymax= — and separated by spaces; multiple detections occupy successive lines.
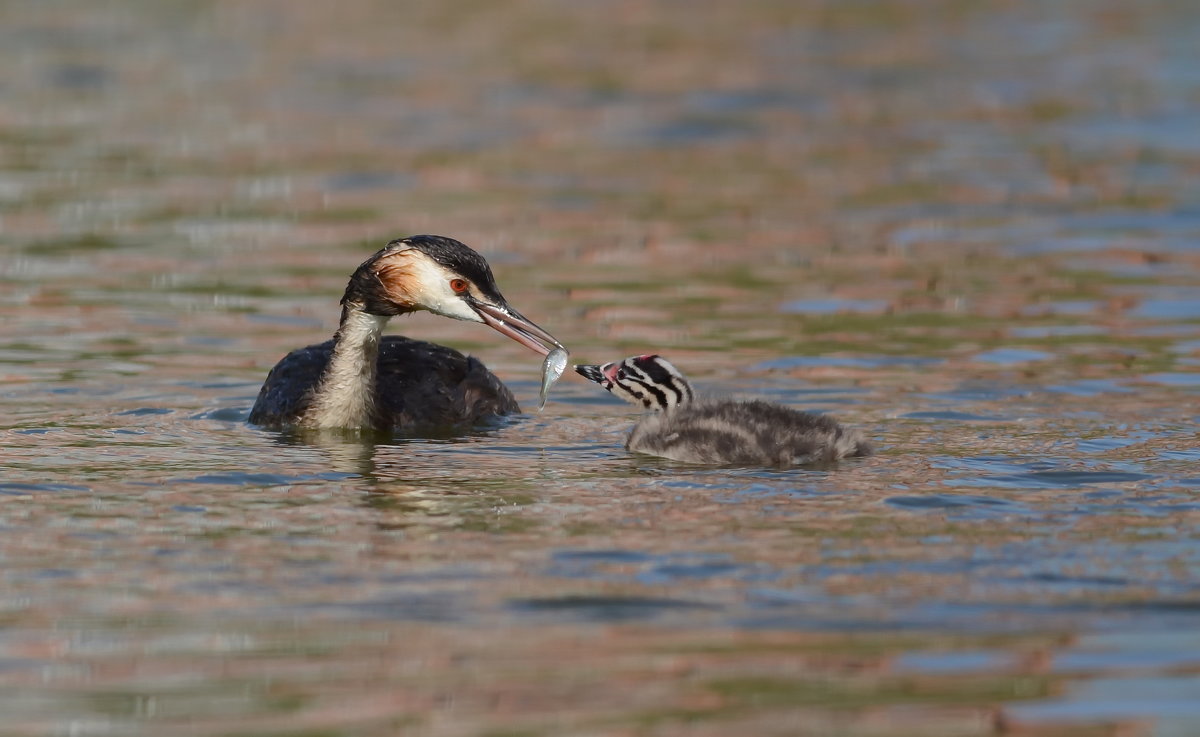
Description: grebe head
xmin=575 ymin=354 xmax=693 ymax=411
xmin=344 ymin=235 xmax=562 ymax=356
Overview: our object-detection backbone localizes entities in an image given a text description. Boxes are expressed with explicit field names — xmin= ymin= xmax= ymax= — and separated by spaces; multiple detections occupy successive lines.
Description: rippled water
xmin=3 ymin=1 xmax=1200 ymax=735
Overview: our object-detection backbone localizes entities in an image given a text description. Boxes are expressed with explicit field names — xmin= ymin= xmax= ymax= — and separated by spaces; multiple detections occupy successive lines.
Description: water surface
xmin=2 ymin=1 xmax=1200 ymax=735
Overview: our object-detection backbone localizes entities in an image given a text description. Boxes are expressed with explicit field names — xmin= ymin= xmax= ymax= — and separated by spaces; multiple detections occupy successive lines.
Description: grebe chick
xmin=575 ymin=355 xmax=870 ymax=467
xmin=249 ymin=235 xmax=563 ymax=432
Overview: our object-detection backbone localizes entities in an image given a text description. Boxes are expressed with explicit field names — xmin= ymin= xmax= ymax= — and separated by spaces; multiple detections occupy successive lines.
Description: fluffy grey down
xmin=574 ymin=355 xmax=870 ymax=468
xmin=627 ymin=397 xmax=870 ymax=467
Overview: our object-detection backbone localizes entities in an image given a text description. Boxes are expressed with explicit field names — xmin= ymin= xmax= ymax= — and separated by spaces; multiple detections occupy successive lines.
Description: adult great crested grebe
xmin=575 ymin=354 xmax=871 ymax=467
xmin=248 ymin=235 xmax=563 ymax=432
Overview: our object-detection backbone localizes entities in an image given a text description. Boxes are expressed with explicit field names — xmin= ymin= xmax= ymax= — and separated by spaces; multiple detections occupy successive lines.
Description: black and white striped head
xmin=575 ymin=355 xmax=694 ymax=411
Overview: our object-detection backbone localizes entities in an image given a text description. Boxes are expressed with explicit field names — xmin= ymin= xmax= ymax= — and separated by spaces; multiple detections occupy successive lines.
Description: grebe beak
xmin=574 ymin=364 xmax=606 ymax=384
xmin=471 ymin=300 xmax=563 ymax=357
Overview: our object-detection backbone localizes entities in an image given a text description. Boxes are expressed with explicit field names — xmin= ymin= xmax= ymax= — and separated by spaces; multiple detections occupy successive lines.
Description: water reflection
xmin=2 ymin=0 xmax=1200 ymax=734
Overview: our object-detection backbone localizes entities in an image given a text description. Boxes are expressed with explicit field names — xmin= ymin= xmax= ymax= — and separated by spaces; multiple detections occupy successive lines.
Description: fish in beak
xmin=470 ymin=299 xmax=564 ymax=357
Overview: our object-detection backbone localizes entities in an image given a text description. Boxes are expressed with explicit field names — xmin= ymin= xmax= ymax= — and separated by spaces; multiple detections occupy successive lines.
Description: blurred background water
xmin=1 ymin=1 xmax=1199 ymax=735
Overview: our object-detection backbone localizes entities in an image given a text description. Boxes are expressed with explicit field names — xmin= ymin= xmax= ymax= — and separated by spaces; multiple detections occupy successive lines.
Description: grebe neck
xmin=303 ymin=305 xmax=389 ymax=428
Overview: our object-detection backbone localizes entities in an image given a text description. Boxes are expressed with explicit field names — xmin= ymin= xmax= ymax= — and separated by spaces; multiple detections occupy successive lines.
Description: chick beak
xmin=471 ymin=300 xmax=562 ymax=357
xmin=574 ymin=364 xmax=606 ymax=384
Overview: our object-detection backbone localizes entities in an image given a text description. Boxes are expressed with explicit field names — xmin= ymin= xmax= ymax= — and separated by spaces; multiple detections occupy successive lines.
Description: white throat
xmin=302 ymin=310 xmax=389 ymax=428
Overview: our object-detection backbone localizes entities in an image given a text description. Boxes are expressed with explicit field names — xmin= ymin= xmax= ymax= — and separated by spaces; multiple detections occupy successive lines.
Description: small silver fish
xmin=538 ymin=346 xmax=569 ymax=411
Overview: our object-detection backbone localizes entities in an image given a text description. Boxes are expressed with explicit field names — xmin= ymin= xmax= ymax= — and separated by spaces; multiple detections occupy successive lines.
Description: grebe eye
xmin=449 ymin=278 xmax=469 ymax=293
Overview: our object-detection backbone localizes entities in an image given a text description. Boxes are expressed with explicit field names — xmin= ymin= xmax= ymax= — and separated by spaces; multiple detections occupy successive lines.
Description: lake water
xmin=2 ymin=1 xmax=1199 ymax=735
